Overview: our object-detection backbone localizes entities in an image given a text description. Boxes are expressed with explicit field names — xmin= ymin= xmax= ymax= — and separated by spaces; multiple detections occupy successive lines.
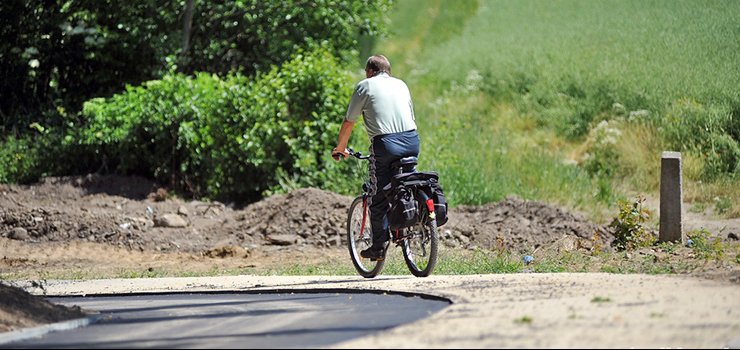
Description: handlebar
xmin=347 ymin=148 xmax=370 ymax=160
xmin=333 ymin=147 xmax=370 ymax=160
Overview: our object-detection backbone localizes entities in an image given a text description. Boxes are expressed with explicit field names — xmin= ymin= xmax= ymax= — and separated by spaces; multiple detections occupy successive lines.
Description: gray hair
xmin=365 ymin=55 xmax=391 ymax=74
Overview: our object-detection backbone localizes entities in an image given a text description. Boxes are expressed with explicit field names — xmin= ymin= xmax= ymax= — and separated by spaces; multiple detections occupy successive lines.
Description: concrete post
xmin=659 ymin=151 xmax=683 ymax=243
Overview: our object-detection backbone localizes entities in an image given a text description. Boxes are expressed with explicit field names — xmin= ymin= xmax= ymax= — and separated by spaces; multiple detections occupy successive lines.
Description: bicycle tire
xmin=402 ymin=210 xmax=438 ymax=277
xmin=347 ymin=196 xmax=385 ymax=278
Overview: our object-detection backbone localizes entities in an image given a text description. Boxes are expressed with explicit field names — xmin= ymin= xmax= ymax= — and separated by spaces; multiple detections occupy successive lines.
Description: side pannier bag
xmin=385 ymin=183 xmax=419 ymax=230
xmin=388 ymin=171 xmax=448 ymax=227
xmin=428 ymin=177 xmax=448 ymax=226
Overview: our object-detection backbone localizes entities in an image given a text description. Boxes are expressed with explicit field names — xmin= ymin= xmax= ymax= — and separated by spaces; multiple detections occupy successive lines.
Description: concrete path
xmin=17 ymin=273 xmax=740 ymax=349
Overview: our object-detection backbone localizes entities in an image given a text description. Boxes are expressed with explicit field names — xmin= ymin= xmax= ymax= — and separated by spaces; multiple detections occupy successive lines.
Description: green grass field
xmin=371 ymin=0 xmax=739 ymax=221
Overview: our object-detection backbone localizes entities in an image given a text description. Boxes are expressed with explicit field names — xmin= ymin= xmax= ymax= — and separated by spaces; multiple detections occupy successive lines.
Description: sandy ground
xmin=11 ymin=273 xmax=740 ymax=349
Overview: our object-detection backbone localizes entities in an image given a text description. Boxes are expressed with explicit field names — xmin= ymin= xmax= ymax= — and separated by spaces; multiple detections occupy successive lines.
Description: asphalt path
xmin=4 ymin=292 xmax=450 ymax=349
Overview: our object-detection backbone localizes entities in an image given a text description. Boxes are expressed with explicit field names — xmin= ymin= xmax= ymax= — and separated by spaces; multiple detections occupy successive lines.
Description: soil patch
xmin=0 ymin=174 xmax=616 ymax=255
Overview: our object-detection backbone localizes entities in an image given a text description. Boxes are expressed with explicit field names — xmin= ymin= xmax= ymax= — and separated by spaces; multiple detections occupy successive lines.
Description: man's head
xmin=365 ymin=55 xmax=391 ymax=78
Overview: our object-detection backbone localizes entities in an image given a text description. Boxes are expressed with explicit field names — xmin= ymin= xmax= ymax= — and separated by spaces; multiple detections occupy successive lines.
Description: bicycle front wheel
xmin=347 ymin=196 xmax=384 ymax=278
xmin=402 ymin=212 xmax=438 ymax=277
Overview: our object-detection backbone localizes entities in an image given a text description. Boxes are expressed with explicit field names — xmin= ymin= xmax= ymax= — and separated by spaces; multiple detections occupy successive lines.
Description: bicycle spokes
xmin=410 ymin=233 xmax=429 ymax=257
xmin=352 ymin=204 xmax=371 ymax=245
xmin=401 ymin=218 xmax=438 ymax=277
xmin=347 ymin=196 xmax=385 ymax=278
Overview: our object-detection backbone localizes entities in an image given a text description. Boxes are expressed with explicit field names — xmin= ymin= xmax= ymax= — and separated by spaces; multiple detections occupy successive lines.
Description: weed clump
xmin=610 ymin=195 xmax=656 ymax=251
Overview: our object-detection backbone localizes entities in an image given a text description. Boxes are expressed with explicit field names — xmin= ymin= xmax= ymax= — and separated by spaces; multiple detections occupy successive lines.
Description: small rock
xmin=266 ymin=234 xmax=300 ymax=246
xmin=9 ymin=227 xmax=30 ymax=240
xmin=154 ymin=214 xmax=188 ymax=228
xmin=148 ymin=188 xmax=168 ymax=202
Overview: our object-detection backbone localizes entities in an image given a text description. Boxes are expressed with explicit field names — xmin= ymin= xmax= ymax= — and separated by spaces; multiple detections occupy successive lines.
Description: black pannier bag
xmin=384 ymin=171 xmax=448 ymax=229
xmin=385 ymin=182 xmax=419 ymax=230
xmin=428 ymin=177 xmax=448 ymax=226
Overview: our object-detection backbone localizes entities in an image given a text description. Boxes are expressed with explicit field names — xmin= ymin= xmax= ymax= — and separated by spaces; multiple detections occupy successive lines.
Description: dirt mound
xmin=443 ymin=196 xmax=612 ymax=253
xmin=0 ymin=282 xmax=85 ymax=332
xmin=235 ymin=188 xmax=353 ymax=247
xmin=0 ymin=175 xmax=613 ymax=255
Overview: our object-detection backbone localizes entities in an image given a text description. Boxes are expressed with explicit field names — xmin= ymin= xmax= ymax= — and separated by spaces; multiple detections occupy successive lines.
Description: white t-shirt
xmin=344 ymin=72 xmax=417 ymax=139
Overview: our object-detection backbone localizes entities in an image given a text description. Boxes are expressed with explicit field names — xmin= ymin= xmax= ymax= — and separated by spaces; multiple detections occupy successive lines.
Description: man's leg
xmin=367 ymin=141 xmax=392 ymax=251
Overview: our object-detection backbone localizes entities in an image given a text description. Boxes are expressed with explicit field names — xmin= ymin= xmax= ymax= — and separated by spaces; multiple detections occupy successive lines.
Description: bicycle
xmin=343 ymin=148 xmax=439 ymax=278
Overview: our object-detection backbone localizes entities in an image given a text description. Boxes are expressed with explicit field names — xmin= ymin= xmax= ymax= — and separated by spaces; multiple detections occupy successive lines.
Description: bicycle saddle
xmin=391 ymin=156 xmax=418 ymax=173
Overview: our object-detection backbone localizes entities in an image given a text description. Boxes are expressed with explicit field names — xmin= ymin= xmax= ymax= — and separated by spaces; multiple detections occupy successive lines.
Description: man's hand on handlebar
xmin=331 ymin=147 xmax=349 ymax=161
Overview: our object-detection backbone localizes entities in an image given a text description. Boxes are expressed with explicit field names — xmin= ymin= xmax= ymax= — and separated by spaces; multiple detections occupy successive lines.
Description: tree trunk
xmin=180 ymin=0 xmax=196 ymax=71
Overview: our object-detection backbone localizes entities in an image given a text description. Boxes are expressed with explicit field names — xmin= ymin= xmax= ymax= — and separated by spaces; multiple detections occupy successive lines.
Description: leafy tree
xmin=1 ymin=0 xmax=391 ymax=136
xmin=0 ymin=0 xmax=179 ymax=134
xmin=181 ymin=0 xmax=391 ymax=75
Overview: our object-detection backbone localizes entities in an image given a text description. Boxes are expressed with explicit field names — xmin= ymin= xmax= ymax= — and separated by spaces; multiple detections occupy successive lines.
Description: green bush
xmin=609 ymin=195 xmax=657 ymax=251
xmin=0 ymin=135 xmax=41 ymax=184
xmin=73 ymin=48 xmax=364 ymax=203
xmin=0 ymin=125 xmax=88 ymax=184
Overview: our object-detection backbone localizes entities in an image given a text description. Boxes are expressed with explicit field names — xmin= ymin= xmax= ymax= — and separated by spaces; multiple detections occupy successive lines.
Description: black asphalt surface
xmin=3 ymin=291 xmax=450 ymax=349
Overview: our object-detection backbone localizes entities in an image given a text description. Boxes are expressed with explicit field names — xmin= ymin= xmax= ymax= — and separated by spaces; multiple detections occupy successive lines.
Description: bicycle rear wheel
xmin=347 ymin=196 xmax=384 ymax=278
xmin=402 ymin=211 xmax=438 ymax=277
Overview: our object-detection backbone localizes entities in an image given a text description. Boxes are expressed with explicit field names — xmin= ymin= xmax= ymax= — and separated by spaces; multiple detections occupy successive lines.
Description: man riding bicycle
xmin=332 ymin=54 xmax=420 ymax=261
